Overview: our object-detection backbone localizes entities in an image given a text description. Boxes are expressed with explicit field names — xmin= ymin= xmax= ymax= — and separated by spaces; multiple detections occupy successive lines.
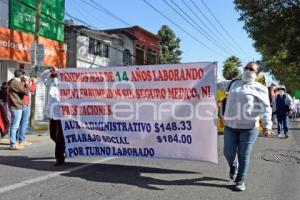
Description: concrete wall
xmin=121 ymin=34 xmax=134 ymax=65
xmin=65 ymin=27 xmax=135 ymax=68
xmin=76 ymin=35 xmax=108 ymax=68
xmin=76 ymin=32 xmax=125 ymax=68
xmin=0 ymin=60 xmax=18 ymax=83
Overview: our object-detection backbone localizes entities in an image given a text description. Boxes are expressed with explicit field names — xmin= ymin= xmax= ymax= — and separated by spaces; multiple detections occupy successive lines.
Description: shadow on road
xmin=0 ymin=156 xmax=232 ymax=191
xmin=63 ymin=163 xmax=231 ymax=190
xmin=287 ymin=127 xmax=300 ymax=131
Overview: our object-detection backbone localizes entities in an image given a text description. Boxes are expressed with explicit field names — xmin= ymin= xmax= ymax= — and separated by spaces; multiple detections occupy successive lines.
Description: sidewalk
xmin=0 ymin=130 xmax=49 ymax=149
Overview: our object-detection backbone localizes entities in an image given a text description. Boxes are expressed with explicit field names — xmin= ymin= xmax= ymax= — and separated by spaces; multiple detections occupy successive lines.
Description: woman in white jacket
xmin=217 ymin=62 xmax=272 ymax=191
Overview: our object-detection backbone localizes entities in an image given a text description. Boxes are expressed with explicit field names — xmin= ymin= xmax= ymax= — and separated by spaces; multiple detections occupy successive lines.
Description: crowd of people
xmin=0 ymin=68 xmax=65 ymax=167
xmin=269 ymin=84 xmax=299 ymax=138
xmin=0 ymin=69 xmax=36 ymax=149
xmin=0 ymin=64 xmax=299 ymax=191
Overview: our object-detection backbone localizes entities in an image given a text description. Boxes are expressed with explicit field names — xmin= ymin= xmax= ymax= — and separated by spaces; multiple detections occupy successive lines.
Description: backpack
xmin=276 ymin=94 xmax=290 ymax=114
xmin=221 ymin=79 xmax=239 ymax=116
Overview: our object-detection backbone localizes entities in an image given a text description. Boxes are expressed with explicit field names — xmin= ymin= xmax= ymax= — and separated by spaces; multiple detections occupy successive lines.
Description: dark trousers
xmin=277 ymin=113 xmax=289 ymax=134
xmin=49 ymin=119 xmax=65 ymax=162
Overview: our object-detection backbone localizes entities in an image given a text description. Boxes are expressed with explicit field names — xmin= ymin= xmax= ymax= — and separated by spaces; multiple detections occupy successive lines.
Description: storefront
xmin=0 ymin=26 xmax=66 ymax=128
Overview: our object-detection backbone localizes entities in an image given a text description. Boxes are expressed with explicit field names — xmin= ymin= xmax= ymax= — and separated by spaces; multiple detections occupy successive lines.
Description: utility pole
xmin=34 ymin=0 xmax=42 ymax=69
xmin=31 ymin=0 xmax=42 ymax=129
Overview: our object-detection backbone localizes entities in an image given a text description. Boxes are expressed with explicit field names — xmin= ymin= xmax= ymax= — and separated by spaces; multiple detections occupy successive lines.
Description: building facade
xmin=0 ymin=0 xmax=66 ymax=127
xmin=105 ymin=26 xmax=160 ymax=65
xmin=0 ymin=26 xmax=67 ymax=123
xmin=65 ymin=23 xmax=160 ymax=68
xmin=65 ymin=21 xmax=135 ymax=68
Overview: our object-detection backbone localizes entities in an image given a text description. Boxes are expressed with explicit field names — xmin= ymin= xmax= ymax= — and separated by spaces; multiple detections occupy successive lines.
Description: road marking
xmin=0 ymin=157 xmax=114 ymax=194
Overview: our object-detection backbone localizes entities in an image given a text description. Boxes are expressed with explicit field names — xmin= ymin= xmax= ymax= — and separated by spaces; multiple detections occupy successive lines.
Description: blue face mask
xmin=52 ymin=77 xmax=58 ymax=86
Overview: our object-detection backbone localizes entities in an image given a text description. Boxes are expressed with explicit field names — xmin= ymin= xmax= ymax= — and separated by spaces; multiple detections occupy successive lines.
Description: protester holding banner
xmin=41 ymin=67 xmax=65 ymax=166
xmin=217 ymin=62 xmax=272 ymax=191
xmin=57 ymin=63 xmax=218 ymax=163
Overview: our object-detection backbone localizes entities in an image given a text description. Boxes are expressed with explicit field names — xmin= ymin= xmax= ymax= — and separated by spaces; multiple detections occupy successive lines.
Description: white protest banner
xmin=57 ymin=62 xmax=218 ymax=163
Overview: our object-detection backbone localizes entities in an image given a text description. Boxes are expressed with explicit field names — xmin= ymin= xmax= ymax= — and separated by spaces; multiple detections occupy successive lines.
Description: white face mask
xmin=279 ymin=90 xmax=285 ymax=96
xmin=52 ymin=77 xmax=58 ymax=86
xmin=242 ymin=70 xmax=257 ymax=83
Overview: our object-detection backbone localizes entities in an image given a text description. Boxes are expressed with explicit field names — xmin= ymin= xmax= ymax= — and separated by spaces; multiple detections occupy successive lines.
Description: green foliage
xmin=234 ymin=0 xmax=300 ymax=94
xmin=157 ymin=25 xmax=182 ymax=64
xmin=223 ymin=56 xmax=242 ymax=80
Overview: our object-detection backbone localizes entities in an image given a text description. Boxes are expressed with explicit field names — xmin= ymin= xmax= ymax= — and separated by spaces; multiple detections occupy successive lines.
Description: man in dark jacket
xmin=275 ymin=85 xmax=292 ymax=139
xmin=8 ymin=69 xmax=29 ymax=150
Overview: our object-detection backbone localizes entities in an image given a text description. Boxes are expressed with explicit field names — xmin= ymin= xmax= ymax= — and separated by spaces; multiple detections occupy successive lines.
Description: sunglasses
xmin=244 ymin=66 xmax=256 ymax=72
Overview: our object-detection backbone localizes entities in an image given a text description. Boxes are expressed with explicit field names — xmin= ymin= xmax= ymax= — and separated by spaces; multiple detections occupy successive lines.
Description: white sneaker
xmin=272 ymin=131 xmax=278 ymax=136
xmin=278 ymin=134 xmax=284 ymax=138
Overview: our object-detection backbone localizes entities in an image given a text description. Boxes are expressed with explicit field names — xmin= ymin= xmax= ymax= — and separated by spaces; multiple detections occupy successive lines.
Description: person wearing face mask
xmin=275 ymin=85 xmax=292 ymax=138
xmin=7 ymin=69 xmax=30 ymax=150
xmin=41 ymin=67 xmax=65 ymax=166
xmin=217 ymin=62 xmax=272 ymax=191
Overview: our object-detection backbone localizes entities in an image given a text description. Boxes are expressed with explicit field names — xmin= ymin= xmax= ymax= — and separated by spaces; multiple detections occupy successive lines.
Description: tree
xmin=157 ymin=25 xmax=182 ymax=64
xmin=223 ymin=56 xmax=242 ymax=80
xmin=234 ymin=0 xmax=300 ymax=94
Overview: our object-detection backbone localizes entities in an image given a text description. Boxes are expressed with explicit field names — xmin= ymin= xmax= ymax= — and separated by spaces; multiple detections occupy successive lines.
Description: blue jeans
xmin=18 ymin=106 xmax=31 ymax=142
xmin=277 ymin=113 xmax=288 ymax=134
xmin=9 ymin=108 xmax=23 ymax=147
xmin=223 ymin=126 xmax=259 ymax=178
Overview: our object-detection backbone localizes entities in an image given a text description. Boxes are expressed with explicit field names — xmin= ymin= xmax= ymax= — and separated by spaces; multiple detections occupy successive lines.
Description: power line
xmin=188 ymin=0 xmax=246 ymax=59
xmin=81 ymin=0 xmax=131 ymax=27
xmin=199 ymin=0 xmax=253 ymax=59
xmin=164 ymin=0 xmax=231 ymax=56
xmin=181 ymin=0 xmax=245 ymax=59
xmin=70 ymin=0 xmax=112 ymax=28
xmin=65 ymin=12 xmax=136 ymax=58
xmin=68 ymin=1 xmax=94 ymax=26
xmin=67 ymin=4 xmax=194 ymax=64
xmin=142 ymin=0 xmax=224 ymax=58
xmin=65 ymin=11 xmax=96 ymax=29
xmin=67 ymin=0 xmax=213 ymax=63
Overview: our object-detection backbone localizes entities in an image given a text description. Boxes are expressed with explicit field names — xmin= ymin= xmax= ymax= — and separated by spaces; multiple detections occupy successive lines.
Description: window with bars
xmin=88 ymin=38 xmax=109 ymax=58
xmin=135 ymin=44 xmax=145 ymax=65
xmin=123 ymin=49 xmax=132 ymax=66
xmin=147 ymin=48 xmax=157 ymax=65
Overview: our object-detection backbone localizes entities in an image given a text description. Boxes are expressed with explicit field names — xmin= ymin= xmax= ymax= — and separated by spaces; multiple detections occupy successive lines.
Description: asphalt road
xmin=0 ymin=123 xmax=299 ymax=200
